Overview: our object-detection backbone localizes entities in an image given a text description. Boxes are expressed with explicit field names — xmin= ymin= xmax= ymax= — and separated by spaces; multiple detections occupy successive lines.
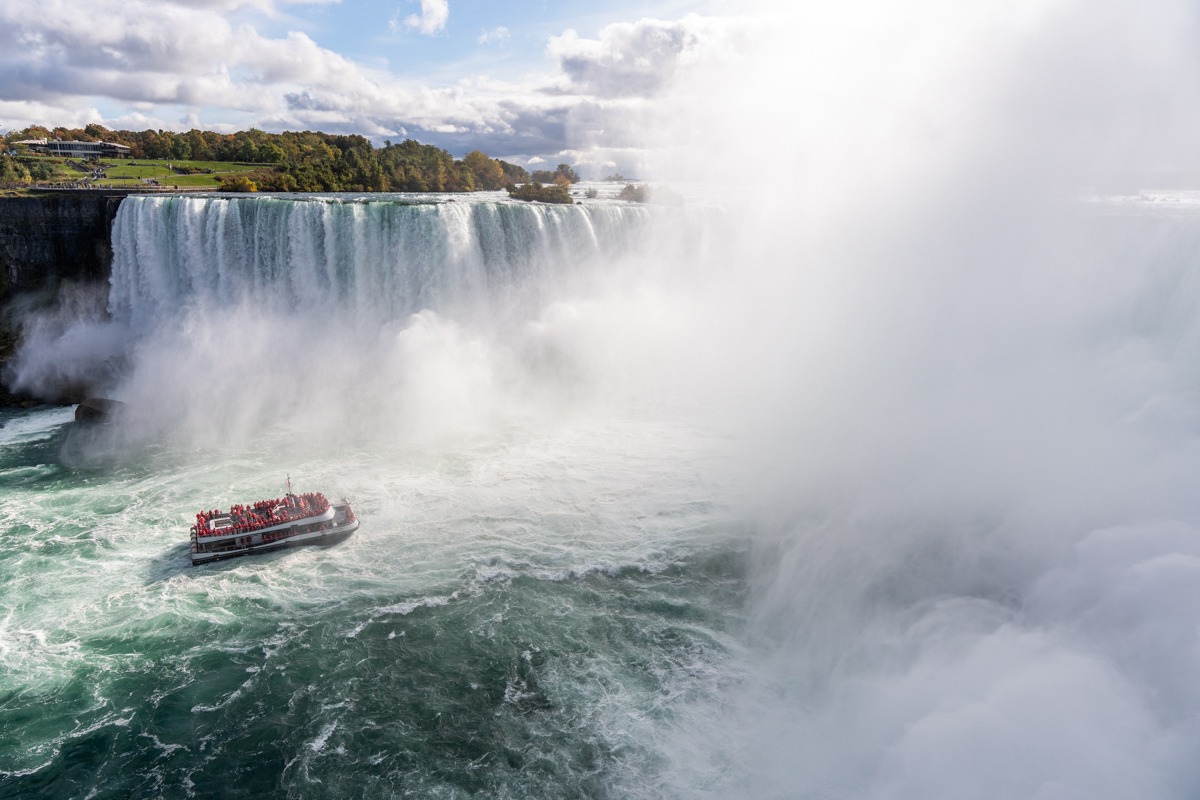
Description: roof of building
xmin=15 ymin=138 xmax=131 ymax=150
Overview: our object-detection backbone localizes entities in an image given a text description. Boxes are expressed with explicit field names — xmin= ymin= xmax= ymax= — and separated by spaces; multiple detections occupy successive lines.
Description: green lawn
xmin=155 ymin=174 xmax=226 ymax=187
xmin=21 ymin=156 xmax=271 ymax=189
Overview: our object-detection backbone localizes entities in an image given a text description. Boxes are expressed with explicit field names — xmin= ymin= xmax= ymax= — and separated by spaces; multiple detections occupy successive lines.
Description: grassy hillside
xmin=16 ymin=156 xmax=266 ymax=190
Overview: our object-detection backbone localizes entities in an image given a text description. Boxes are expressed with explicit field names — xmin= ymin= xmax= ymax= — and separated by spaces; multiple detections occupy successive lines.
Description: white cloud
xmin=0 ymin=0 xmax=525 ymax=145
xmin=546 ymin=15 xmax=744 ymax=99
xmin=403 ymin=0 xmax=449 ymax=36
xmin=478 ymin=26 xmax=509 ymax=45
xmin=0 ymin=0 xmax=744 ymax=172
xmin=0 ymin=2 xmax=348 ymax=112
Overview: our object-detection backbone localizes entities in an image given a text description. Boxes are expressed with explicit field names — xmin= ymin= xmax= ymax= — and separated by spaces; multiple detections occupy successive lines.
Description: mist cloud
xmin=621 ymin=0 xmax=1200 ymax=796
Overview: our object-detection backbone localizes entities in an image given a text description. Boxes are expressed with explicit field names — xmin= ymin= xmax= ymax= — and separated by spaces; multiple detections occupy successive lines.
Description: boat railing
xmin=193 ymin=492 xmax=331 ymax=538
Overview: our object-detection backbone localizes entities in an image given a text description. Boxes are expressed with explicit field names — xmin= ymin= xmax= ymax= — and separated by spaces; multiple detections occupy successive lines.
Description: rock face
xmin=0 ymin=193 xmax=124 ymax=298
xmin=0 ymin=192 xmax=126 ymax=405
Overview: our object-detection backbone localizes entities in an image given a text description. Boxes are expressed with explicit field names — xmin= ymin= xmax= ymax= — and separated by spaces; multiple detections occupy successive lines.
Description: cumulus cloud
xmin=546 ymin=15 xmax=744 ymax=99
xmin=535 ymin=14 xmax=751 ymax=176
xmin=0 ymin=1 xmax=372 ymax=115
xmin=0 ymin=0 xmax=748 ymax=173
xmin=0 ymin=0 xmax=534 ymax=153
xmin=402 ymin=0 xmax=449 ymax=36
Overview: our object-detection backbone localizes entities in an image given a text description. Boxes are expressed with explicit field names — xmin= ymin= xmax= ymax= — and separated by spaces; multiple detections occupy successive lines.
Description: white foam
xmin=307 ymin=721 xmax=338 ymax=753
xmin=0 ymin=407 xmax=76 ymax=446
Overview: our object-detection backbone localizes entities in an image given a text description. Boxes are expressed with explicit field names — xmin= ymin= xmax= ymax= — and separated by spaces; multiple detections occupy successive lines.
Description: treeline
xmin=3 ymin=124 xmax=546 ymax=193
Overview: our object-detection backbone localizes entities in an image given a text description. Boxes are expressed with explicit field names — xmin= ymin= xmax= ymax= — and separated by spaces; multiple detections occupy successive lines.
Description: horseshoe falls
xmin=6 ymin=187 xmax=1200 ymax=800
xmin=1 ymin=193 xmax=746 ymax=800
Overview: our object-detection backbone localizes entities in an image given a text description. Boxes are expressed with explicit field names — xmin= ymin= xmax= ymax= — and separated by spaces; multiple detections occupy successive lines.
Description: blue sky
xmin=304 ymin=1 xmax=705 ymax=79
xmin=0 ymin=0 xmax=740 ymax=175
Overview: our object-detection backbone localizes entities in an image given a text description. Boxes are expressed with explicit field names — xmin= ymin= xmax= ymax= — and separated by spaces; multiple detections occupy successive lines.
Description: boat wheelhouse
xmin=189 ymin=490 xmax=359 ymax=565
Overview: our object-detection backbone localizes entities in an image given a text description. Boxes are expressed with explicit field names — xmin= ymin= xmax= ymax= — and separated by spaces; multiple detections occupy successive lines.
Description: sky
xmin=0 ymin=0 xmax=743 ymax=176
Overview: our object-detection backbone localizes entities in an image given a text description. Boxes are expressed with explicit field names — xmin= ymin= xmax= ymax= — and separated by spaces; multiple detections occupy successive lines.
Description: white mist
xmin=640 ymin=1 xmax=1200 ymax=797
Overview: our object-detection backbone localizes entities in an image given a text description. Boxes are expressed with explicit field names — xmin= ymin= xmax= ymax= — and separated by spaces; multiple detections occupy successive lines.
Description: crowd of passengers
xmin=192 ymin=492 xmax=331 ymax=538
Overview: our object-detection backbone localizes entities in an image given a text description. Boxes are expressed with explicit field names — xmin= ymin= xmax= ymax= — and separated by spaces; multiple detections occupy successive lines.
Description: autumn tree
xmin=462 ymin=149 xmax=507 ymax=189
xmin=531 ymin=163 xmax=580 ymax=184
xmin=218 ymin=174 xmax=257 ymax=192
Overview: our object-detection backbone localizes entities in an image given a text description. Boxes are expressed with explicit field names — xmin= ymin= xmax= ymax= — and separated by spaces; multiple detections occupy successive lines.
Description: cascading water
xmin=0 ymin=191 xmax=748 ymax=799
xmin=12 ymin=193 xmax=714 ymax=447
xmin=107 ymin=195 xmax=656 ymax=330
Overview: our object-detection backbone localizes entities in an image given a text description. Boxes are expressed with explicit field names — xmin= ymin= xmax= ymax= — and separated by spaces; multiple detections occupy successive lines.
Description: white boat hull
xmin=190 ymin=501 xmax=359 ymax=566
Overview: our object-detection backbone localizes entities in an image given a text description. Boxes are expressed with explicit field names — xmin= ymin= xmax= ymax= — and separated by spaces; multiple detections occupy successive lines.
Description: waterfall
xmin=107 ymin=195 xmax=656 ymax=329
xmin=3 ymin=192 xmax=722 ymax=445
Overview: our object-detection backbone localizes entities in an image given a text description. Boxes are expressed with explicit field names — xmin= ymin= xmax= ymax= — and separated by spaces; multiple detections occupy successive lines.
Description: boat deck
xmin=189 ymin=494 xmax=358 ymax=565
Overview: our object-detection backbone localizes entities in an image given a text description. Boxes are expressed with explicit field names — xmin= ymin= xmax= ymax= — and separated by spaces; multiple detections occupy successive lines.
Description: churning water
xmin=6 ymin=188 xmax=1200 ymax=799
xmin=1 ymin=193 xmax=749 ymax=799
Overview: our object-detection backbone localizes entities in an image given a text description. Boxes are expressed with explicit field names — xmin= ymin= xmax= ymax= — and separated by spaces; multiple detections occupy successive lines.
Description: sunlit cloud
xmin=403 ymin=0 xmax=449 ymax=36
xmin=546 ymin=15 xmax=745 ymax=99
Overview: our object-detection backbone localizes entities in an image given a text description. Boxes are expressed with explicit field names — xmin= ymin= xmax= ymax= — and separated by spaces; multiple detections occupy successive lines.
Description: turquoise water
xmin=0 ymin=404 xmax=747 ymax=798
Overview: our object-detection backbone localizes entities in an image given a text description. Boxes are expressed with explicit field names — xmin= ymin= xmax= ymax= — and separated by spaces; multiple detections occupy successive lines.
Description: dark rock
xmin=0 ymin=193 xmax=124 ymax=300
xmin=75 ymin=397 xmax=124 ymax=424
xmin=0 ymin=192 xmax=126 ymax=406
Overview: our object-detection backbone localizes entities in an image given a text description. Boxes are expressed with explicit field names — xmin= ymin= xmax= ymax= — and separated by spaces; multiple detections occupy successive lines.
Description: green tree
xmin=618 ymin=184 xmax=648 ymax=202
xmin=142 ymin=130 xmax=170 ymax=159
xmin=186 ymin=129 xmax=212 ymax=161
xmin=170 ymin=136 xmax=192 ymax=160
xmin=532 ymin=164 xmax=581 ymax=184
xmin=258 ymin=142 xmax=286 ymax=164
xmin=507 ymin=181 xmax=573 ymax=204
xmin=249 ymin=169 xmax=297 ymax=192
xmin=498 ymin=160 xmax=530 ymax=184
xmin=0 ymin=154 xmax=31 ymax=185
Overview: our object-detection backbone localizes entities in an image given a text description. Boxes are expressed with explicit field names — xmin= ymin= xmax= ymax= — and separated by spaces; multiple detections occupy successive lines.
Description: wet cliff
xmin=0 ymin=193 xmax=123 ymax=298
xmin=0 ymin=192 xmax=125 ymax=405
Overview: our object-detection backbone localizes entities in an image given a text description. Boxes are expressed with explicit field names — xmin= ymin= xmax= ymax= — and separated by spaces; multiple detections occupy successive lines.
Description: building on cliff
xmin=15 ymin=138 xmax=131 ymax=159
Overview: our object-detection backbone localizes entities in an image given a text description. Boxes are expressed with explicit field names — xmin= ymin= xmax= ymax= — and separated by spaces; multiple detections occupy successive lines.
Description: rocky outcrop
xmin=0 ymin=193 xmax=124 ymax=298
xmin=75 ymin=397 xmax=125 ymax=423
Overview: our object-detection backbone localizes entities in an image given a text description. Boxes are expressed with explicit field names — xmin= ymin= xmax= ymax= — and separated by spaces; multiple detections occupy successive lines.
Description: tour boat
xmin=189 ymin=486 xmax=359 ymax=566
